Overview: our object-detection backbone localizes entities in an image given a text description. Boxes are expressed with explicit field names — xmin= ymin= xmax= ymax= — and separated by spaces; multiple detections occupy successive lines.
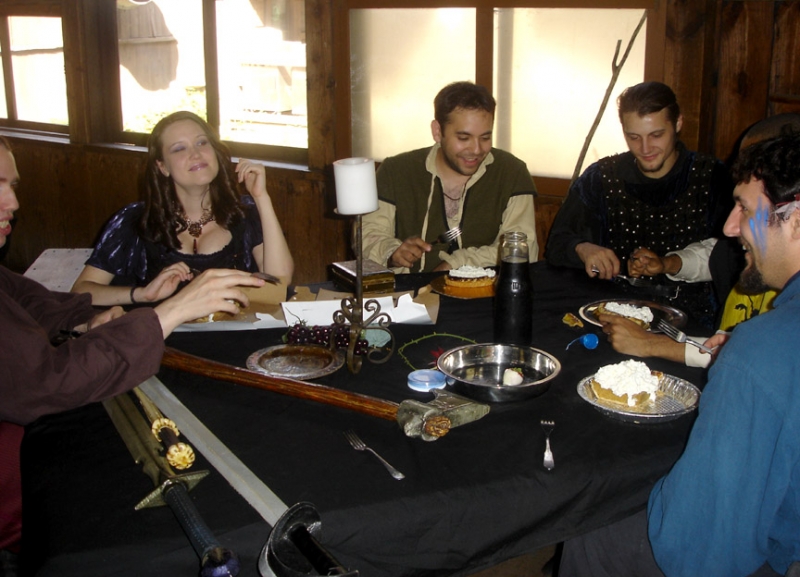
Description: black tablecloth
xmin=21 ymin=263 xmax=708 ymax=576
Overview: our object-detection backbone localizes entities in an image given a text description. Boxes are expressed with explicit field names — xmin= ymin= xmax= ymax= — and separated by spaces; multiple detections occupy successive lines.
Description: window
xmin=344 ymin=2 xmax=659 ymax=182
xmin=492 ymin=8 xmax=646 ymax=179
xmin=117 ymin=0 xmax=307 ymax=162
xmin=0 ymin=13 xmax=68 ymax=132
xmin=350 ymin=9 xmax=476 ymax=159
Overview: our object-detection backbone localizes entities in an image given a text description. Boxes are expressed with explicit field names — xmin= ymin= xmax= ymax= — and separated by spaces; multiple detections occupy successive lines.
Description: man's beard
xmin=738 ymin=261 xmax=770 ymax=294
xmin=638 ymin=159 xmax=666 ymax=174
xmin=442 ymin=149 xmax=480 ymax=177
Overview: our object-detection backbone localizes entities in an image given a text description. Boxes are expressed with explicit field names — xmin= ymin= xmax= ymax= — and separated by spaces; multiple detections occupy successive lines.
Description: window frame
xmin=112 ymin=0 xmax=310 ymax=166
xmin=0 ymin=0 xmax=320 ymax=169
xmin=0 ymin=1 xmax=69 ymax=136
xmin=331 ymin=0 xmax=666 ymax=196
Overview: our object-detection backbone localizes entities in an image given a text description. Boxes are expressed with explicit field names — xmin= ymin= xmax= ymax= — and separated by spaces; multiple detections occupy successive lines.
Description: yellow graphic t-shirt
xmin=718 ymin=286 xmax=778 ymax=332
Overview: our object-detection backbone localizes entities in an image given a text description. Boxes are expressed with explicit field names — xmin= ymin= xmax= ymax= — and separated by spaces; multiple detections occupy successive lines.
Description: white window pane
xmin=493 ymin=8 xmax=646 ymax=179
xmin=9 ymin=17 xmax=68 ymax=125
xmin=350 ymin=9 xmax=476 ymax=160
xmin=118 ymin=0 xmax=206 ymax=134
xmin=217 ymin=0 xmax=307 ymax=148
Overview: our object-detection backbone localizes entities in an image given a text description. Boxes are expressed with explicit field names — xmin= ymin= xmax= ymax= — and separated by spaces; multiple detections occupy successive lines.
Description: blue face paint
xmin=748 ymin=198 xmax=770 ymax=256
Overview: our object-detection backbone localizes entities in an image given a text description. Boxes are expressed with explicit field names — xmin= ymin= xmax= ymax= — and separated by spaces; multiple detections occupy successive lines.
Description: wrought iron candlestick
xmin=331 ymin=213 xmax=393 ymax=373
xmin=331 ymin=157 xmax=393 ymax=374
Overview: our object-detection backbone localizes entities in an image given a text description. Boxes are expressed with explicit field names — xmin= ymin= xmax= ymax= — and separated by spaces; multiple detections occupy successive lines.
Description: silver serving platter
xmin=247 ymin=344 xmax=344 ymax=380
xmin=437 ymin=343 xmax=561 ymax=403
xmin=579 ymin=299 xmax=687 ymax=332
xmin=577 ymin=372 xmax=700 ymax=423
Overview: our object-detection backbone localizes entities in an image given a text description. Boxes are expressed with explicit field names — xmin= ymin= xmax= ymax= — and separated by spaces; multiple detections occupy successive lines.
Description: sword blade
xmin=139 ymin=376 xmax=289 ymax=526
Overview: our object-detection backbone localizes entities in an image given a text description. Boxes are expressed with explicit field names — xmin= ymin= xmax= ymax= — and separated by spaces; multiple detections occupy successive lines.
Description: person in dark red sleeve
xmin=0 ymin=136 xmax=267 ymax=573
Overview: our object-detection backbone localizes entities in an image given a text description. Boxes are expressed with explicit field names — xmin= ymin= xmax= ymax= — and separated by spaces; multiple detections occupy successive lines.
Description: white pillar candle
xmin=333 ymin=157 xmax=378 ymax=215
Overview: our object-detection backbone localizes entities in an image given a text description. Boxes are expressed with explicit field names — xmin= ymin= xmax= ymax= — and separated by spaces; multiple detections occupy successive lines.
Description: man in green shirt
xmin=361 ymin=81 xmax=538 ymax=273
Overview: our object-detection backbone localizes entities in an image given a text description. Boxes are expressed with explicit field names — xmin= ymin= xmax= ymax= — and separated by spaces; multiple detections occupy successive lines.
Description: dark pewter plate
xmin=578 ymin=299 xmax=687 ymax=332
xmin=247 ymin=344 xmax=344 ymax=380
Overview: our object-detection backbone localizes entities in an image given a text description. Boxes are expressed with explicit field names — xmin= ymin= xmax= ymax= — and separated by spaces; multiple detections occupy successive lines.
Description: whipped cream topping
xmin=603 ymin=301 xmax=654 ymax=324
xmin=448 ymin=265 xmax=496 ymax=279
xmin=594 ymin=360 xmax=659 ymax=406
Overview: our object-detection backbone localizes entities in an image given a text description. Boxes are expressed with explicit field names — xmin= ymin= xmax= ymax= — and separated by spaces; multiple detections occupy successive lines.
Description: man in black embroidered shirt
xmin=545 ymin=81 xmax=732 ymax=281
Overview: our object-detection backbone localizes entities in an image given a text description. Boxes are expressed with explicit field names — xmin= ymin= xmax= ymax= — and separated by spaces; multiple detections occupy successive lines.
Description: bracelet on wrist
xmin=130 ymin=286 xmax=137 ymax=304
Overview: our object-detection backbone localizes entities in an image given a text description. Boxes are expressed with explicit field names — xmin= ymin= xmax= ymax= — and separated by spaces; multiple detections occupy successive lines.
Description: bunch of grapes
xmin=286 ymin=322 xmax=370 ymax=355
xmin=286 ymin=322 xmax=312 ymax=344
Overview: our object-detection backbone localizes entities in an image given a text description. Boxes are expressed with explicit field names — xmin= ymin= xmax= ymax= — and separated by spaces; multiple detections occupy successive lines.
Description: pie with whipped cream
xmin=595 ymin=301 xmax=653 ymax=329
xmin=590 ymin=359 xmax=661 ymax=408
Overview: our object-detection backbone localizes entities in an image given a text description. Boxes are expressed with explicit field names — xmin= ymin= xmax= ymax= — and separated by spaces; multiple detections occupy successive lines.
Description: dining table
xmin=20 ymin=261 xmax=710 ymax=577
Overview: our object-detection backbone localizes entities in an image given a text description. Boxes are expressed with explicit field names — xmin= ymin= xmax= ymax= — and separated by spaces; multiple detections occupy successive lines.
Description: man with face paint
xmin=558 ymin=132 xmax=800 ymax=577
xmin=361 ymin=81 xmax=538 ymax=273
xmin=597 ymin=115 xmax=800 ymax=367
xmin=545 ymin=82 xmax=733 ymax=282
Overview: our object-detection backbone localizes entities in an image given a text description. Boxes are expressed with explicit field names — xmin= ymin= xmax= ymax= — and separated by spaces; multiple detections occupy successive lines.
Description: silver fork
xmin=656 ymin=319 xmax=714 ymax=354
xmin=613 ymin=274 xmax=653 ymax=287
xmin=436 ymin=227 xmax=462 ymax=244
xmin=590 ymin=267 xmax=652 ymax=287
xmin=344 ymin=430 xmax=405 ymax=480
xmin=541 ymin=420 xmax=555 ymax=470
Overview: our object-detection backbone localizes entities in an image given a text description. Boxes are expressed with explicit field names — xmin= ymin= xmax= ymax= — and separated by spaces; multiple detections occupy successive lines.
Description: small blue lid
xmin=407 ymin=369 xmax=447 ymax=392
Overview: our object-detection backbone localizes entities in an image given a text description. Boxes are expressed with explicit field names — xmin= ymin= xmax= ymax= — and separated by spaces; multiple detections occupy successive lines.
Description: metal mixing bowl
xmin=436 ymin=343 xmax=561 ymax=403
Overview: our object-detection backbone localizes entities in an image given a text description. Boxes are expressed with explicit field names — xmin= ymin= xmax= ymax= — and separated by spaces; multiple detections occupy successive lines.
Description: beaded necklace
xmin=178 ymin=208 xmax=215 ymax=254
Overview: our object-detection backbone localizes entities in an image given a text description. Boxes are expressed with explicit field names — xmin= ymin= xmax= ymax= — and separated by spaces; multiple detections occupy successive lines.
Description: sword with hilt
xmin=132 ymin=385 xmax=196 ymax=470
xmin=103 ymin=392 xmax=240 ymax=576
xmin=138 ymin=377 xmax=359 ymax=576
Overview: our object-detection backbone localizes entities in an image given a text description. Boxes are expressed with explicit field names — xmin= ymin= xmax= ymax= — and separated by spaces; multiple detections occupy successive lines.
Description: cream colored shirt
xmin=361 ymin=145 xmax=538 ymax=272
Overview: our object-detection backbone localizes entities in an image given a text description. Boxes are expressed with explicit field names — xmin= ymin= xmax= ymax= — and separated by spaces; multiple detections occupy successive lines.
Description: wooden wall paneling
xmin=5 ymin=140 xmax=80 ymax=270
xmin=82 ymin=147 xmax=147 ymax=244
xmin=770 ymin=1 xmax=800 ymax=115
xmin=713 ymin=1 xmax=774 ymax=161
xmin=663 ymin=0 xmax=714 ymax=153
xmin=267 ymin=169 xmax=350 ymax=284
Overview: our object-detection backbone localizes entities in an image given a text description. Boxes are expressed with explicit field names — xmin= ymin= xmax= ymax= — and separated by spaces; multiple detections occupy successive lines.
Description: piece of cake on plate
xmin=445 ymin=265 xmax=496 ymax=289
xmin=595 ymin=301 xmax=654 ymax=329
xmin=590 ymin=359 xmax=661 ymax=408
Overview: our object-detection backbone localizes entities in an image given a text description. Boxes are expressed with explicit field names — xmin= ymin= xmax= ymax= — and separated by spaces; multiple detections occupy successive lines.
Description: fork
xmin=590 ymin=267 xmax=652 ymax=287
xmin=613 ymin=273 xmax=653 ymax=287
xmin=436 ymin=227 xmax=462 ymax=244
xmin=251 ymin=271 xmax=281 ymax=285
xmin=541 ymin=420 xmax=555 ymax=470
xmin=344 ymin=430 xmax=405 ymax=480
xmin=656 ymin=319 xmax=714 ymax=354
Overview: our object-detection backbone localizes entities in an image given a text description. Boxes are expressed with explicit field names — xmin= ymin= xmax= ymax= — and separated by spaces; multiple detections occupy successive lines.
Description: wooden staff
xmin=159 ymin=347 xmax=474 ymax=441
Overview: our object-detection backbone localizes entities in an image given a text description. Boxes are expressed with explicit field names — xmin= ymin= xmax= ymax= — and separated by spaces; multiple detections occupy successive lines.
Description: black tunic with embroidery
xmin=545 ymin=143 xmax=734 ymax=328
xmin=545 ymin=143 xmax=733 ymax=268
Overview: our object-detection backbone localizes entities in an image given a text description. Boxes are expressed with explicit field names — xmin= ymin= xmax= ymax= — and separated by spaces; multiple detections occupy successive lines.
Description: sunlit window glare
xmin=9 ymin=16 xmax=68 ymax=125
xmin=118 ymin=0 xmax=307 ymax=149
xmin=350 ymin=8 xmax=645 ymax=180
